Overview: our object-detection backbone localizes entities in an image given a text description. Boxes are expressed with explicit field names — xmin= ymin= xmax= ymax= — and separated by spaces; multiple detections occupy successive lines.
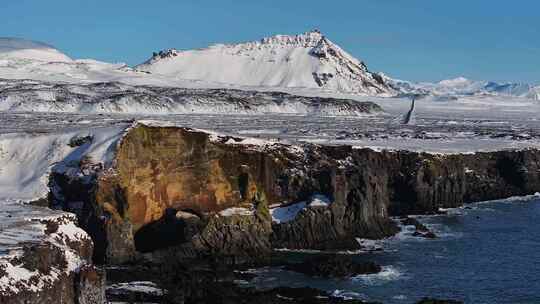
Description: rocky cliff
xmin=49 ymin=124 xmax=540 ymax=264
xmin=0 ymin=204 xmax=105 ymax=304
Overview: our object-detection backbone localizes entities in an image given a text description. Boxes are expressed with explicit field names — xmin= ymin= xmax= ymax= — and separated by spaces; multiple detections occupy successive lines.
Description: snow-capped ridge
xmin=147 ymin=29 xmax=328 ymax=62
xmin=260 ymin=29 xmax=325 ymax=47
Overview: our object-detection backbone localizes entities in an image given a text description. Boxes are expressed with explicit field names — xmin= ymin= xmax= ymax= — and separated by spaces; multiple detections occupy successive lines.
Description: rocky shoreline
xmin=4 ymin=122 xmax=540 ymax=303
xmin=104 ymin=254 xmax=463 ymax=304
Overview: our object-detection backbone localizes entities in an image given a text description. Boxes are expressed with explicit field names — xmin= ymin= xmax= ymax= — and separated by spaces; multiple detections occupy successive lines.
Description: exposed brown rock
xmin=75 ymin=265 xmax=106 ymax=304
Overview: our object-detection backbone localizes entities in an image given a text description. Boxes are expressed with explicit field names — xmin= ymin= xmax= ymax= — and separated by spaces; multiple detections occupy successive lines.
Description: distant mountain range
xmin=0 ymin=32 xmax=538 ymax=100
xmin=385 ymin=76 xmax=540 ymax=100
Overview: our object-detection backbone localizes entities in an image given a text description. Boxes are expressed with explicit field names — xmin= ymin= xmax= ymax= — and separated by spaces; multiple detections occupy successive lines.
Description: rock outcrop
xmin=285 ymin=255 xmax=381 ymax=278
xmin=0 ymin=204 xmax=105 ymax=304
xmin=106 ymin=257 xmax=378 ymax=304
xmin=49 ymin=123 xmax=540 ymax=264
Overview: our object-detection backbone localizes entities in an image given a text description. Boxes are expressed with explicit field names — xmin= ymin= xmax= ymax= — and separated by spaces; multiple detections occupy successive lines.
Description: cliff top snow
xmin=0 ymin=38 xmax=72 ymax=63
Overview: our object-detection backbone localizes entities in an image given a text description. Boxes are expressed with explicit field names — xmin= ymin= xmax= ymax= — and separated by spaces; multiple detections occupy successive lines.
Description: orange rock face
xmin=97 ymin=125 xmax=285 ymax=233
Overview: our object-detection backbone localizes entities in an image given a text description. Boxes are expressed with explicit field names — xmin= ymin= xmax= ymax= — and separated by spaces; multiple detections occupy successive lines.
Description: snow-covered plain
xmin=0 ymin=79 xmax=383 ymax=116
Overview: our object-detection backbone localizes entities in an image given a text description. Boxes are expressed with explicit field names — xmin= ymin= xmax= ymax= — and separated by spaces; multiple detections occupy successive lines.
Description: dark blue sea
xmin=249 ymin=196 xmax=540 ymax=304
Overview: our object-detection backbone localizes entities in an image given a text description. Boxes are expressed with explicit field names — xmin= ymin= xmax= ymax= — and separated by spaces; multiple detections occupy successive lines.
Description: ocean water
xmin=249 ymin=197 xmax=540 ymax=304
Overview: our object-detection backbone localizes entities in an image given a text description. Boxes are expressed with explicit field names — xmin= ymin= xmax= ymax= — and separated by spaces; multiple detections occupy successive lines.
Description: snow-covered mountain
xmin=386 ymin=76 xmax=540 ymax=100
xmin=0 ymin=36 xmax=537 ymax=102
xmin=136 ymin=30 xmax=395 ymax=96
xmin=0 ymin=37 xmax=386 ymax=115
xmin=527 ymin=86 xmax=540 ymax=100
xmin=0 ymin=38 xmax=72 ymax=62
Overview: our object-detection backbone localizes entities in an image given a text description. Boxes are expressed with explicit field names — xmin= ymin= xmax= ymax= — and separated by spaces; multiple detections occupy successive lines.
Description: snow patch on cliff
xmin=0 ymin=204 xmax=91 ymax=295
xmin=0 ymin=125 xmax=128 ymax=202
xmin=270 ymin=195 xmax=332 ymax=223
xmin=107 ymin=281 xmax=165 ymax=297
xmin=219 ymin=207 xmax=254 ymax=217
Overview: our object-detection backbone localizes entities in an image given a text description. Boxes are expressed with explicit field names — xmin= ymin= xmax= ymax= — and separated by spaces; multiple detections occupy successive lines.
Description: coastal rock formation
xmin=49 ymin=123 xmax=540 ymax=263
xmin=106 ymin=258 xmax=379 ymax=304
xmin=386 ymin=150 xmax=540 ymax=215
xmin=400 ymin=217 xmax=437 ymax=239
xmin=285 ymin=255 xmax=382 ymax=278
xmin=0 ymin=204 xmax=105 ymax=304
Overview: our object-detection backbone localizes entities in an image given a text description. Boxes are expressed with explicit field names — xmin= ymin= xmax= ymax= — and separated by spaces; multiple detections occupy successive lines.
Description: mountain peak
xmin=137 ymin=31 xmax=395 ymax=96
xmin=258 ymin=30 xmax=325 ymax=47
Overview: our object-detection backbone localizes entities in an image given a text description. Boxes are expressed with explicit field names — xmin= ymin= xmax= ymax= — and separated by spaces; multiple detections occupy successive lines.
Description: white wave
xmin=331 ymin=289 xmax=367 ymax=300
xmin=422 ymin=223 xmax=463 ymax=239
xmin=354 ymin=238 xmax=385 ymax=252
xmin=473 ymin=192 xmax=540 ymax=205
xmin=351 ymin=265 xmax=403 ymax=285
xmin=438 ymin=193 xmax=540 ymax=215
xmin=274 ymin=245 xmax=386 ymax=255
xmin=106 ymin=281 xmax=164 ymax=296
xmin=385 ymin=222 xmax=418 ymax=242
xmin=438 ymin=206 xmax=466 ymax=215
xmin=273 ymin=248 xmax=323 ymax=254
xmin=392 ymin=294 xmax=408 ymax=300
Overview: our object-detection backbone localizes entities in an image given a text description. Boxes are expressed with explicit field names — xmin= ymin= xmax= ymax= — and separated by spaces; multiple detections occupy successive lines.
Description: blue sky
xmin=2 ymin=0 xmax=539 ymax=83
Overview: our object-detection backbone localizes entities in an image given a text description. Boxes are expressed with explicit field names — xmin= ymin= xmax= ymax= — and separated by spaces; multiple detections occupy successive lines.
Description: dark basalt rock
xmin=401 ymin=217 xmax=437 ymax=239
xmin=285 ymin=255 xmax=381 ymax=278
xmin=68 ymin=135 xmax=94 ymax=147
xmin=107 ymin=258 xmax=378 ymax=304
xmin=134 ymin=208 xmax=204 ymax=252
xmin=412 ymin=231 xmax=437 ymax=239
xmin=401 ymin=217 xmax=429 ymax=232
